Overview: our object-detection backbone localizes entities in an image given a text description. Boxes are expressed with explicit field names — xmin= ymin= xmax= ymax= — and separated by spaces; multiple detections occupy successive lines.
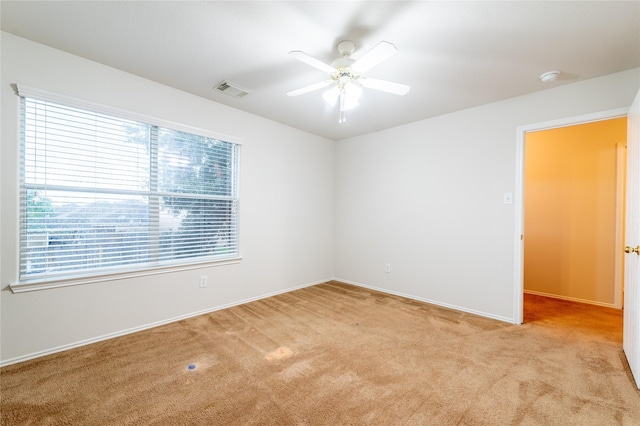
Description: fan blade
xmin=361 ymin=77 xmax=410 ymax=96
xmin=351 ymin=41 xmax=398 ymax=74
xmin=289 ymin=51 xmax=337 ymax=75
xmin=287 ymin=80 xmax=334 ymax=97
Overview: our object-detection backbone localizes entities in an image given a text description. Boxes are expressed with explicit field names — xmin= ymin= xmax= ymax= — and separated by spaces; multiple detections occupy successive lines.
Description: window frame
xmin=10 ymin=85 xmax=242 ymax=293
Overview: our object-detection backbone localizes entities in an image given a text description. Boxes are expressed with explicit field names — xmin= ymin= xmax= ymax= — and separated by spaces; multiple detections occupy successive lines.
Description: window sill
xmin=9 ymin=257 xmax=243 ymax=293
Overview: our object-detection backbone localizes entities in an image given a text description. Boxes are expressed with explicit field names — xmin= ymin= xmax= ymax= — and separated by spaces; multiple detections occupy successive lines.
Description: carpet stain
xmin=265 ymin=346 xmax=293 ymax=361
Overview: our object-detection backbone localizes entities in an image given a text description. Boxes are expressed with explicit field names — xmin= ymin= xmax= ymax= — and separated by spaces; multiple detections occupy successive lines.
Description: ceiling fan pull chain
xmin=339 ymin=90 xmax=347 ymax=123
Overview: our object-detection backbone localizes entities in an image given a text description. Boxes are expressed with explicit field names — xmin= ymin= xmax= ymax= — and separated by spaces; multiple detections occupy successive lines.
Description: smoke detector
xmin=540 ymin=71 xmax=560 ymax=83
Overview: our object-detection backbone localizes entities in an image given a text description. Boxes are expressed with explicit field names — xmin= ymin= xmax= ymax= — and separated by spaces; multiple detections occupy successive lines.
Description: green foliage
xmin=26 ymin=190 xmax=55 ymax=231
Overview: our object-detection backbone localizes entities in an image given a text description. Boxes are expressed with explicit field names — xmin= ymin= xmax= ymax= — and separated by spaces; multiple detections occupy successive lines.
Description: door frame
xmin=513 ymin=107 xmax=629 ymax=324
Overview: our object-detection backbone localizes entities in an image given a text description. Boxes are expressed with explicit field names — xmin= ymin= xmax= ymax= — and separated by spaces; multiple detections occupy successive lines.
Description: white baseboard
xmin=524 ymin=289 xmax=620 ymax=309
xmin=333 ymin=277 xmax=517 ymax=324
xmin=0 ymin=277 xmax=331 ymax=367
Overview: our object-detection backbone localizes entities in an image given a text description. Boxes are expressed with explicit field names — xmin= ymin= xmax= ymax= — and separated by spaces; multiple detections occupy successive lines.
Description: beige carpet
xmin=1 ymin=281 xmax=639 ymax=425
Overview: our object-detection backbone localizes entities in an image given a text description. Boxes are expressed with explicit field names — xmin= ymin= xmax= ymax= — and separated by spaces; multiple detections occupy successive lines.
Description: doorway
xmin=524 ymin=118 xmax=626 ymax=310
xmin=514 ymin=109 xmax=628 ymax=323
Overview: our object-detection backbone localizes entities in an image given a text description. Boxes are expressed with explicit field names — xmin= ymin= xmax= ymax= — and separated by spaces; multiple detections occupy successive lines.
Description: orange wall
xmin=524 ymin=117 xmax=627 ymax=304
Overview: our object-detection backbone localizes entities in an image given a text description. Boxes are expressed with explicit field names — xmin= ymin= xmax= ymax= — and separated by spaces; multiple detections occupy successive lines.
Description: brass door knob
xmin=624 ymin=245 xmax=640 ymax=255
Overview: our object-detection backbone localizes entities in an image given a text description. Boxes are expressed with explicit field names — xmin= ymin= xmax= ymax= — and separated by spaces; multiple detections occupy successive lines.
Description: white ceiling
xmin=2 ymin=1 xmax=639 ymax=141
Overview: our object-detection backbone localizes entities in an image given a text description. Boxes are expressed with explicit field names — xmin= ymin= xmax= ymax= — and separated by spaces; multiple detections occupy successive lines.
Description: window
xmin=18 ymin=89 xmax=240 ymax=284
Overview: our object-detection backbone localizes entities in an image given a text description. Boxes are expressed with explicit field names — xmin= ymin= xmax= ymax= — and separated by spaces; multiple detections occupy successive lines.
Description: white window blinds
xmin=19 ymin=90 xmax=240 ymax=282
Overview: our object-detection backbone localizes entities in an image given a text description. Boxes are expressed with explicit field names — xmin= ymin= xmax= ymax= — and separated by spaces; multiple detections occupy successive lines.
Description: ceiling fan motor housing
xmin=337 ymin=40 xmax=356 ymax=57
xmin=332 ymin=40 xmax=357 ymax=70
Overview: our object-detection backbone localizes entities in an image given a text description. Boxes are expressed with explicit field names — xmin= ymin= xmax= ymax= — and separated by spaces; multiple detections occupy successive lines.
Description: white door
xmin=624 ymin=89 xmax=640 ymax=389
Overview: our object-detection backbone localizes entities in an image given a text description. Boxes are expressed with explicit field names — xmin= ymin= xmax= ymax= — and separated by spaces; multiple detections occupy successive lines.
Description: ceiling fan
xmin=287 ymin=40 xmax=411 ymax=123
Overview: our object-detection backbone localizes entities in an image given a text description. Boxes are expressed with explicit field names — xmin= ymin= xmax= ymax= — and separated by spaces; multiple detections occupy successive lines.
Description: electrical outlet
xmin=385 ymin=263 xmax=391 ymax=273
xmin=199 ymin=276 xmax=208 ymax=288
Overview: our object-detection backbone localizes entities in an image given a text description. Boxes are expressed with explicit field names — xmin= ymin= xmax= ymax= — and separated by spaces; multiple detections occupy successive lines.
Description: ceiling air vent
xmin=214 ymin=80 xmax=252 ymax=98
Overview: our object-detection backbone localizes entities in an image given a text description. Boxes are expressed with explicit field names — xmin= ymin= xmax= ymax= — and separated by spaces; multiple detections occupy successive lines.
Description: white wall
xmin=335 ymin=67 xmax=640 ymax=321
xmin=0 ymin=33 xmax=335 ymax=364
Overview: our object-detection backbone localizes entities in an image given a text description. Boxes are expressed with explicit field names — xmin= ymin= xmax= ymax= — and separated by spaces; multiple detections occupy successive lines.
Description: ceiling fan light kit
xmin=287 ymin=40 xmax=410 ymax=124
